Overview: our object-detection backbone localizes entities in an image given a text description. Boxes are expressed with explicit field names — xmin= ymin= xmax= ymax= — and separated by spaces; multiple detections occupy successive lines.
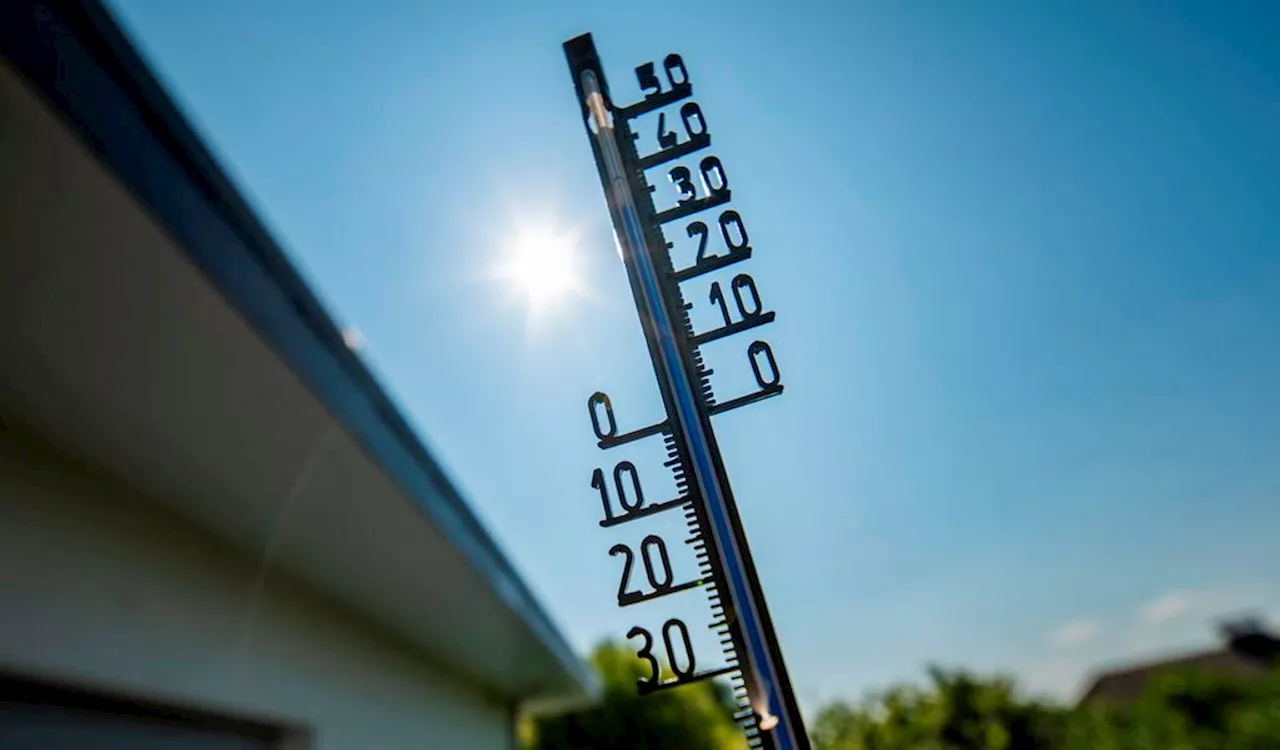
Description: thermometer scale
xmin=564 ymin=34 xmax=810 ymax=750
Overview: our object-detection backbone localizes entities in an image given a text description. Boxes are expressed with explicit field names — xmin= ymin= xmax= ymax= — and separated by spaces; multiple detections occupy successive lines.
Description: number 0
xmin=719 ymin=210 xmax=750 ymax=251
xmin=699 ymin=156 xmax=728 ymax=195
xmin=588 ymin=392 xmax=617 ymax=439
xmin=748 ymin=341 xmax=781 ymax=388
xmin=663 ymin=619 xmax=696 ymax=678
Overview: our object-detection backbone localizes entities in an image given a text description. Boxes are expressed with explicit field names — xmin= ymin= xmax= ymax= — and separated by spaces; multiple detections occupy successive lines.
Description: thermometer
xmin=564 ymin=34 xmax=810 ymax=750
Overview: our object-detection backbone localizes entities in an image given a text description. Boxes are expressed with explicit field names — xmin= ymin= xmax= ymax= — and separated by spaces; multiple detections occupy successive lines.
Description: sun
xmin=494 ymin=222 xmax=585 ymax=314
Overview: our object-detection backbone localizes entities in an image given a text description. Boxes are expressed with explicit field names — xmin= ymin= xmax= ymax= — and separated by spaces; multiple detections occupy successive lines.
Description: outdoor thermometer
xmin=564 ymin=34 xmax=810 ymax=750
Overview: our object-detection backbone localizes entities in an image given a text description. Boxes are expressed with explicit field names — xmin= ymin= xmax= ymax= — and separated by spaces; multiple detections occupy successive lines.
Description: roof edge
xmin=0 ymin=0 xmax=594 ymax=701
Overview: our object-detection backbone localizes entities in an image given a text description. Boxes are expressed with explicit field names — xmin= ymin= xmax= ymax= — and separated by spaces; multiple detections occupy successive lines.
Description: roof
xmin=1078 ymin=648 xmax=1271 ymax=706
xmin=0 ymin=0 xmax=595 ymax=709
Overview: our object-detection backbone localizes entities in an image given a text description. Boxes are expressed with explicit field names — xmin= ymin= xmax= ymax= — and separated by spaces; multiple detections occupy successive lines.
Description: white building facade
xmin=0 ymin=1 xmax=595 ymax=747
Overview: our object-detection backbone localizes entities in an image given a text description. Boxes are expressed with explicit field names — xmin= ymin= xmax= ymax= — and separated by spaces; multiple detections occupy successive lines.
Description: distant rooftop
xmin=1078 ymin=618 xmax=1280 ymax=706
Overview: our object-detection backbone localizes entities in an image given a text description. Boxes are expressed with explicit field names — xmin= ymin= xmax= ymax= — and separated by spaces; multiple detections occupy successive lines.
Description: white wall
xmin=0 ymin=428 xmax=513 ymax=749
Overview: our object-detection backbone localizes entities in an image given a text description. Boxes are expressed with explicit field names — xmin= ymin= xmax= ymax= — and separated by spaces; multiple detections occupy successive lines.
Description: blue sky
xmin=106 ymin=0 xmax=1280 ymax=708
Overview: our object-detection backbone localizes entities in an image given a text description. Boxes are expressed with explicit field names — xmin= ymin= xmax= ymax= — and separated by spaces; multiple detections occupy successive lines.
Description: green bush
xmin=521 ymin=641 xmax=745 ymax=749
xmin=526 ymin=643 xmax=1280 ymax=748
xmin=812 ymin=666 xmax=1280 ymax=750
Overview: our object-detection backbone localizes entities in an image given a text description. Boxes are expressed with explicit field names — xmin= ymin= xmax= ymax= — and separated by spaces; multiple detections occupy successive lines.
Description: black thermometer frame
xmin=564 ymin=33 xmax=810 ymax=750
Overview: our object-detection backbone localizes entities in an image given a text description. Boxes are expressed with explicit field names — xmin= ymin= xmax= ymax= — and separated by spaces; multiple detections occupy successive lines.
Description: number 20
xmin=610 ymin=535 xmax=674 ymax=605
xmin=686 ymin=210 xmax=751 ymax=266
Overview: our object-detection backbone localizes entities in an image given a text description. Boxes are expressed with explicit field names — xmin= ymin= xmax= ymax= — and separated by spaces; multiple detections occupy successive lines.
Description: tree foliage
xmin=812 ymin=665 xmax=1280 ymax=750
xmin=811 ymin=667 xmax=1062 ymax=750
xmin=1063 ymin=668 xmax=1280 ymax=750
xmin=525 ymin=643 xmax=1280 ymax=748
xmin=521 ymin=640 xmax=746 ymax=750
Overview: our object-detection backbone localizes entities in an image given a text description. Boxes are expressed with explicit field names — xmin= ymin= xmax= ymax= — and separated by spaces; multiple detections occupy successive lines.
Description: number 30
xmin=627 ymin=619 xmax=696 ymax=688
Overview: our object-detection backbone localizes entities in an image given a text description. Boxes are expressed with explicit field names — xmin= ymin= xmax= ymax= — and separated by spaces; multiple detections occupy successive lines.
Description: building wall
xmin=0 ymin=428 xmax=513 ymax=749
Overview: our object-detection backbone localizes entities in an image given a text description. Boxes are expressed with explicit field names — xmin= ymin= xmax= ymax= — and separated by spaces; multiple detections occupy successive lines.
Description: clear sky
xmin=106 ymin=0 xmax=1280 ymax=709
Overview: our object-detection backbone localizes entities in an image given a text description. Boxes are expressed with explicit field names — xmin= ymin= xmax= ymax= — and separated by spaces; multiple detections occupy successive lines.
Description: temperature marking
xmin=564 ymin=34 xmax=810 ymax=750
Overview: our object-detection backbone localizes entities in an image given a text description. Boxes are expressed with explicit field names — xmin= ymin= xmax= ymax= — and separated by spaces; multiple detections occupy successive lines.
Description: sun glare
xmin=496 ymin=223 xmax=585 ymax=313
